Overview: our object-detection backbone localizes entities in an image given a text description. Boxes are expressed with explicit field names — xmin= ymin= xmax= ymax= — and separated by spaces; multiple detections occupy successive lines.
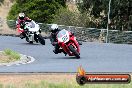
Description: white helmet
xmin=19 ymin=13 xmax=25 ymax=20
xmin=51 ymin=24 xmax=58 ymax=30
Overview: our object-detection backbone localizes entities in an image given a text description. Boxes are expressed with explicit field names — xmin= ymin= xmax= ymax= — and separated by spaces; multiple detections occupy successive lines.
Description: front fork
xmin=34 ymin=31 xmax=41 ymax=43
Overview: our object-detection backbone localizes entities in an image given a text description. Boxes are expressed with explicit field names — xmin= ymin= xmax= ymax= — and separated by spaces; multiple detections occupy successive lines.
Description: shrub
xmin=4 ymin=49 xmax=20 ymax=60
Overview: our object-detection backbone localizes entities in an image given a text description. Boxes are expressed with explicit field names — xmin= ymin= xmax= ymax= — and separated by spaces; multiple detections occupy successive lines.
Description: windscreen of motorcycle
xmin=25 ymin=21 xmax=39 ymax=32
xmin=57 ymin=29 xmax=69 ymax=43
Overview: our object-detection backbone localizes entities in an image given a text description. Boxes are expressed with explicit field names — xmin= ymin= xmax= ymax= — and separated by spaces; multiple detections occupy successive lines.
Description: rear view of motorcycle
xmin=19 ymin=20 xmax=45 ymax=45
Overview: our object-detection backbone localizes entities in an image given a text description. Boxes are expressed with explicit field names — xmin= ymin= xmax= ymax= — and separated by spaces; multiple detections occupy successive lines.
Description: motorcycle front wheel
xmin=38 ymin=34 xmax=45 ymax=45
xmin=26 ymin=37 xmax=29 ymax=42
xmin=68 ymin=45 xmax=80 ymax=59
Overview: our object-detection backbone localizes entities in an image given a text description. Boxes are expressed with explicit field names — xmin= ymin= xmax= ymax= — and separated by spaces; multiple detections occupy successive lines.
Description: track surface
xmin=0 ymin=36 xmax=132 ymax=73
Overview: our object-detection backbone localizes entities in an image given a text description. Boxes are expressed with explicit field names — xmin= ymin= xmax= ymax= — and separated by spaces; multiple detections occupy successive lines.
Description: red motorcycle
xmin=57 ymin=29 xmax=80 ymax=58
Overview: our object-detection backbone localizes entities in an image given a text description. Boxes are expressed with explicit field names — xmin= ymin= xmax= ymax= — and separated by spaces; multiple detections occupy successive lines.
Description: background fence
xmin=5 ymin=20 xmax=132 ymax=44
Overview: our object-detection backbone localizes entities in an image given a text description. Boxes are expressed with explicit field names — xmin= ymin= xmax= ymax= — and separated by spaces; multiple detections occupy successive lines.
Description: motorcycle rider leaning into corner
xmin=50 ymin=24 xmax=82 ymax=55
xmin=16 ymin=13 xmax=32 ymax=39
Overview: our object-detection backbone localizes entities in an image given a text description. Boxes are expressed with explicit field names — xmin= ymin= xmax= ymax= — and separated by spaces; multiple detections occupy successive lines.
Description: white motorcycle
xmin=23 ymin=20 xmax=45 ymax=45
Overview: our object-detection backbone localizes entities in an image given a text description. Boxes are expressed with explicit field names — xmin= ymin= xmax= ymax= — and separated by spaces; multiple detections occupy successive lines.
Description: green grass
xmin=3 ymin=49 xmax=20 ymax=61
xmin=0 ymin=80 xmax=131 ymax=88
xmin=0 ymin=83 xmax=17 ymax=88
xmin=0 ymin=84 xmax=3 ymax=88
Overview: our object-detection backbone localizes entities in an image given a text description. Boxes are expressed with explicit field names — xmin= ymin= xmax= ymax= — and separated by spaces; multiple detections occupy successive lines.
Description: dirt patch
xmin=0 ymin=74 xmax=75 ymax=86
xmin=0 ymin=52 xmax=17 ymax=63
xmin=0 ymin=0 xmax=16 ymax=34
xmin=0 ymin=52 xmax=10 ymax=63
xmin=0 ymin=52 xmax=20 ymax=64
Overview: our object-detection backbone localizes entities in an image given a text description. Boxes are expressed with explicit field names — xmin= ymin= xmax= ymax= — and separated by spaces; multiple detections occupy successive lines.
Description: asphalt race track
xmin=0 ymin=36 xmax=132 ymax=73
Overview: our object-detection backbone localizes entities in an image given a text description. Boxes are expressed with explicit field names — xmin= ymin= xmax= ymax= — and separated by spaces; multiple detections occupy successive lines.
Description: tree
xmin=78 ymin=0 xmax=132 ymax=30
xmin=0 ymin=0 xmax=4 ymax=5
xmin=53 ymin=8 xmax=95 ymax=27
xmin=7 ymin=0 xmax=66 ymax=23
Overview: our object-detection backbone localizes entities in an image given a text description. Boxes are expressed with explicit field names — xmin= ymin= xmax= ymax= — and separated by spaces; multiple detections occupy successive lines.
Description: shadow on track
xmin=53 ymin=56 xmax=80 ymax=59
xmin=20 ymin=43 xmax=40 ymax=46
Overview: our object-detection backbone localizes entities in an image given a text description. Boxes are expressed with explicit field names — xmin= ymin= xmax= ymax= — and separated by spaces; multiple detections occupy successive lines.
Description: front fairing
xmin=57 ymin=29 xmax=70 ymax=43
xmin=57 ymin=29 xmax=80 ymax=56
xmin=25 ymin=21 xmax=40 ymax=33
xmin=24 ymin=21 xmax=40 ymax=42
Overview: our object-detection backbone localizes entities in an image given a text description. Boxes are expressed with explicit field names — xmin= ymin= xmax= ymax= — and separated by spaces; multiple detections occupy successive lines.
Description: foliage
xmin=4 ymin=48 xmax=20 ymax=60
xmin=0 ymin=80 xmax=132 ymax=88
xmin=0 ymin=0 xmax=4 ymax=3
xmin=7 ymin=0 xmax=66 ymax=23
xmin=53 ymin=8 xmax=96 ymax=27
xmin=53 ymin=8 xmax=78 ymax=26
xmin=77 ymin=0 xmax=132 ymax=30
xmin=0 ymin=0 xmax=4 ymax=5
xmin=7 ymin=20 xmax=16 ymax=29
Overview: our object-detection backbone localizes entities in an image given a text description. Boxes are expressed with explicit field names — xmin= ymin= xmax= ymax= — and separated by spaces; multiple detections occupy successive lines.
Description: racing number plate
xmin=62 ymin=35 xmax=68 ymax=42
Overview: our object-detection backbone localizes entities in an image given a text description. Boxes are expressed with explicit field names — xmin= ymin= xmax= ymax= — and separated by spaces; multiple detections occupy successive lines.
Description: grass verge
xmin=4 ymin=49 xmax=20 ymax=60
xmin=0 ymin=74 xmax=131 ymax=88
xmin=0 ymin=80 xmax=131 ymax=88
xmin=0 ymin=49 xmax=20 ymax=63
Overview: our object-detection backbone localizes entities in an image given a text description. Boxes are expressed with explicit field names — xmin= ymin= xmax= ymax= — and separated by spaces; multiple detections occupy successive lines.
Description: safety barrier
xmin=6 ymin=20 xmax=132 ymax=44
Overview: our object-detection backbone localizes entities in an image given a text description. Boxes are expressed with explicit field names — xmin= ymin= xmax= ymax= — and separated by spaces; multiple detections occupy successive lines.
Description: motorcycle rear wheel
xmin=68 ymin=45 xmax=80 ymax=59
